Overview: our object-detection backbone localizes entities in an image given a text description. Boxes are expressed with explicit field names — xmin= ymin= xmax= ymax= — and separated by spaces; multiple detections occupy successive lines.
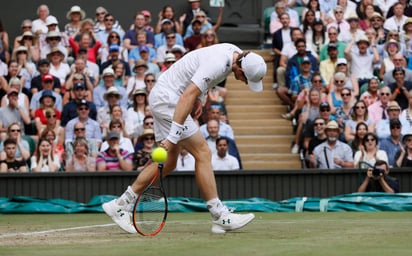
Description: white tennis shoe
xmin=211 ymin=212 xmax=255 ymax=234
xmin=102 ymin=199 xmax=137 ymax=234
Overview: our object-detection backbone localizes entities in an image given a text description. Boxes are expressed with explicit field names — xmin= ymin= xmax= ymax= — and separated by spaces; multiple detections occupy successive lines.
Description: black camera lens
xmin=372 ymin=167 xmax=384 ymax=177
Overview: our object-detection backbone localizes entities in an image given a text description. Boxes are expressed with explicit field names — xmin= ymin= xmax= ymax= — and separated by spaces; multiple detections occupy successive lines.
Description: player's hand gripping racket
xmin=132 ymin=163 xmax=168 ymax=236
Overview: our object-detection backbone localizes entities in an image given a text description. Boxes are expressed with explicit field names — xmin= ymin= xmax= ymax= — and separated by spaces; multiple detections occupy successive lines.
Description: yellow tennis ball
xmin=151 ymin=147 xmax=168 ymax=163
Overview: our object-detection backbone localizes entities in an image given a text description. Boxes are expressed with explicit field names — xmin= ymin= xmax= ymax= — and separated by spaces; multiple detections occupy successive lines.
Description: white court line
xmin=0 ymin=223 xmax=116 ymax=238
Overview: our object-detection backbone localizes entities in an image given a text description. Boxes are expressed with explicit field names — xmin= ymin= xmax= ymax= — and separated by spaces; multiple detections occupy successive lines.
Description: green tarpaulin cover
xmin=1 ymin=193 xmax=412 ymax=214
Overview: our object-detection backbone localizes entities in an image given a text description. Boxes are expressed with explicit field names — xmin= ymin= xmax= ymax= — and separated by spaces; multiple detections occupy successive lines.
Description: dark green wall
xmin=0 ymin=0 xmax=266 ymax=49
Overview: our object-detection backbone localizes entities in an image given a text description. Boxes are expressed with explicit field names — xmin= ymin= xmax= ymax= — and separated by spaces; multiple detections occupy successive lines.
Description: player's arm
xmin=174 ymin=83 xmax=202 ymax=124
xmin=166 ymin=83 xmax=202 ymax=145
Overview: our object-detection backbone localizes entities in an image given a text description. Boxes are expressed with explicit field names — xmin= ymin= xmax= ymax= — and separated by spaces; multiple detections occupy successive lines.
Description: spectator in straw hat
xmin=97 ymin=86 xmax=127 ymax=134
xmin=311 ymin=120 xmax=354 ymax=169
xmin=46 ymin=47 xmax=70 ymax=86
xmin=132 ymin=128 xmax=156 ymax=171
xmin=41 ymin=31 xmax=68 ymax=61
xmin=338 ymin=13 xmax=365 ymax=43
xmin=375 ymin=101 xmax=411 ymax=139
xmin=64 ymin=5 xmax=86 ymax=37
xmin=93 ymin=67 xmax=128 ymax=109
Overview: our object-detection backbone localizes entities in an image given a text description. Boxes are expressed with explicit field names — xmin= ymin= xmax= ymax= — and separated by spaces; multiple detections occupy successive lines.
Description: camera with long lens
xmin=372 ymin=167 xmax=384 ymax=177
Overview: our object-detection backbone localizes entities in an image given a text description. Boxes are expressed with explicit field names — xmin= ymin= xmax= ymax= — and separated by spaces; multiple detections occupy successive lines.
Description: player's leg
xmin=180 ymin=132 xmax=255 ymax=234
xmin=102 ymin=144 xmax=180 ymax=234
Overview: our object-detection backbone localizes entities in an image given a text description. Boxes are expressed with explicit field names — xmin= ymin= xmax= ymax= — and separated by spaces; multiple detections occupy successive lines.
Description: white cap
xmin=241 ymin=52 xmax=266 ymax=92
xmin=336 ymin=58 xmax=347 ymax=66
xmin=46 ymin=15 xmax=58 ymax=26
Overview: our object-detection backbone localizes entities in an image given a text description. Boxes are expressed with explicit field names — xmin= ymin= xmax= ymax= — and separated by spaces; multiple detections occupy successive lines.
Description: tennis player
xmin=103 ymin=43 xmax=267 ymax=234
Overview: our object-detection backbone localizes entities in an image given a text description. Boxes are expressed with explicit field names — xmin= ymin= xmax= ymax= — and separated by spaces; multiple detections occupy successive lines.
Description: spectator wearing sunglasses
xmin=65 ymin=100 xmax=102 ymax=148
xmin=379 ymin=118 xmax=404 ymax=167
xmin=368 ymin=86 xmax=391 ymax=123
xmin=311 ymin=120 xmax=354 ymax=169
xmin=375 ymin=101 xmax=410 ymax=139
xmin=354 ymin=132 xmax=388 ymax=168
xmin=133 ymin=128 xmax=155 ymax=171
xmin=65 ymin=122 xmax=99 ymax=159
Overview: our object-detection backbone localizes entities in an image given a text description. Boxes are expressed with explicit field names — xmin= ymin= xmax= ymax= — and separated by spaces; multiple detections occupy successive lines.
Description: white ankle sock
xmin=116 ymin=186 xmax=138 ymax=210
xmin=206 ymin=198 xmax=229 ymax=220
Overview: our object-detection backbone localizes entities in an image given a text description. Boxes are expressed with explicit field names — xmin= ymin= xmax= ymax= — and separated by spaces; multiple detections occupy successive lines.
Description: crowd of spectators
xmin=271 ymin=0 xmax=412 ymax=172
xmin=0 ymin=1 xmax=242 ymax=173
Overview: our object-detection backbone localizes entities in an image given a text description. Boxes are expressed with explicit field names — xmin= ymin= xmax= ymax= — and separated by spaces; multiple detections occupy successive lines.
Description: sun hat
xmin=240 ymin=52 xmax=267 ymax=92
xmin=66 ymin=5 xmax=86 ymax=20
xmin=46 ymin=15 xmax=59 ymax=26
xmin=103 ymin=86 xmax=122 ymax=100
xmin=138 ymin=129 xmax=155 ymax=143
xmin=164 ymin=53 xmax=176 ymax=62
xmin=325 ymin=120 xmax=339 ymax=131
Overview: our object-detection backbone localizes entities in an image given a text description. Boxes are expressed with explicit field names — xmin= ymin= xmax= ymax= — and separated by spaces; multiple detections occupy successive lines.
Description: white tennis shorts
xmin=148 ymin=85 xmax=199 ymax=143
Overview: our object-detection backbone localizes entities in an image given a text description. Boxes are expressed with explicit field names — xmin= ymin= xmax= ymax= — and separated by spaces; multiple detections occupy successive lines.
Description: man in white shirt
xmin=212 ymin=137 xmax=240 ymax=171
xmin=384 ymin=2 xmax=407 ymax=32
xmin=103 ymin=43 xmax=264 ymax=234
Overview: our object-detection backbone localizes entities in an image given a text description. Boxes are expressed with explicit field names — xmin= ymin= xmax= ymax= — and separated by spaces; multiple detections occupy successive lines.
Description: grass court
xmin=1 ymin=212 xmax=411 ymax=256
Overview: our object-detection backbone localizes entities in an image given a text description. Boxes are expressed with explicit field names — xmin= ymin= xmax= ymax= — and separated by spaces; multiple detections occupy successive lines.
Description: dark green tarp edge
xmin=1 ymin=193 xmax=412 ymax=214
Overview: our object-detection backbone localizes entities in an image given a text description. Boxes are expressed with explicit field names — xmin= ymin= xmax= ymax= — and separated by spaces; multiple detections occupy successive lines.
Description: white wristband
xmin=167 ymin=121 xmax=185 ymax=144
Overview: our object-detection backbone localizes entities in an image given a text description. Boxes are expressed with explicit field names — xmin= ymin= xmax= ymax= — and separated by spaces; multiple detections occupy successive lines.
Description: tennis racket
xmin=132 ymin=163 xmax=168 ymax=236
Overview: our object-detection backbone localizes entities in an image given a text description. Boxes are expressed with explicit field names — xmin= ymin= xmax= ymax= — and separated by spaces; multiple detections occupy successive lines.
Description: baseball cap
xmin=241 ymin=52 xmax=267 ymax=92
xmin=107 ymin=131 xmax=120 ymax=140
xmin=42 ymin=74 xmax=54 ymax=82
xmin=336 ymin=58 xmax=347 ymax=66
xmin=77 ymin=99 xmax=89 ymax=108
xmin=40 ymin=90 xmax=55 ymax=102
xmin=74 ymin=82 xmax=86 ymax=90
xmin=301 ymin=56 xmax=311 ymax=64
xmin=161 ymin=19 xmax=172 ymax=25
xmin=109 ymin=44 xmax=120 ymax=52
xmin=38 ymin=59 xmax=50 ymax=66
xmin=320 ymin=102 xmax=330 ymax=109
xmin=139 ymin=45 xmax=149 ymax=53
xmin=141 ymin=10 xmax=151 ymax=17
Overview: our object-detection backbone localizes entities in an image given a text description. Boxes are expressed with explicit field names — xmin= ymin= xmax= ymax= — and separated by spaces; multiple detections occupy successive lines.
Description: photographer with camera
xmin=357 ymin=160 xmax=399 ymax=193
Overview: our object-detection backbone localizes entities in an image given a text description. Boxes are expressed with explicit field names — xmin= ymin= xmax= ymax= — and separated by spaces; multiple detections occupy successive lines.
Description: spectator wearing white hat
xmin=32 ymin=4 xmax=58 ymax=36
xmin=64 ymin=5 xmax=86 ymax=37
xmin=40 ymin=31 xmax=69 ymax=61
xmin=39 ymin=16 xmax=69 ymax=51
xmin=18 ymin=31 xmax=40 ymax=63
xmin=93 ymin=68 xmax=128 ymax=109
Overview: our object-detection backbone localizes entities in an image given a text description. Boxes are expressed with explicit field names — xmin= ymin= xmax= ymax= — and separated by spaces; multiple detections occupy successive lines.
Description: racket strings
xmin=134 ymin=187 xmax=167 ymax=235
